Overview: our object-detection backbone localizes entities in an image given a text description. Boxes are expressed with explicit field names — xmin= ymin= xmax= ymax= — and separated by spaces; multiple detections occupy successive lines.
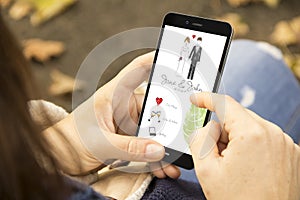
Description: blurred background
xmin=1 ymin=0 xmax=299 ymax=111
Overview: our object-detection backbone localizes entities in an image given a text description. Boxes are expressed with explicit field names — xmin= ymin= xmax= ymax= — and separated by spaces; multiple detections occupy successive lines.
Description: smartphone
xmin=136 ymin=13 xmax=232 ymax=169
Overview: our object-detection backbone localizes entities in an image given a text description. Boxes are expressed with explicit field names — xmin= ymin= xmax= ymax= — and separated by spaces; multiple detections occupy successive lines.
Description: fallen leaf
xmin=290 ymin=16 xmax=300 ymax=37
xmin=22 ymin=38 xmax=65 ymax=62
xmin=217 ymin=13 xmax=249 ymax=36
xmin=0 ymin=0 xmax=11 ymax=8
xmin=7 ymin=0 xmax=77 ymax=26
xmin=263 ymin=0 xmax=280 ymax=8
xmin=227 ymin=0 xmax=280 ymax=8
xmin=9 ymin=1 xmax=32 ymax=20
xmin=49 ymin=69 xmax=84 ymax=96
xmin=294 ymin=66 xmax=300 ymax=80
xmin=227 ymin=0 xmax=252 ymax=7
xmin=270 ymin=21 xmax=297 ymax=46
xmin=283 ymin=54 xmax=300 ymax=79
xmin=270 ymin=16 xmax=300 ymax=46
xmin=30 ymin=0 xmax=77 ymax=26
xmin=283 ymin=54 xmax=295 ymax=69
xmin=292 ymin=56 xmax=300 ymax=79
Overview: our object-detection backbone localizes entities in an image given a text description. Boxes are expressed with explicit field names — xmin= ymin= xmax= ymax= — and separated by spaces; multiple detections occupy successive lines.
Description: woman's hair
xmin=0 ymin=13 xmax=71 ymax=199
xmin=184 ymin=37 xmax=190 ymax=43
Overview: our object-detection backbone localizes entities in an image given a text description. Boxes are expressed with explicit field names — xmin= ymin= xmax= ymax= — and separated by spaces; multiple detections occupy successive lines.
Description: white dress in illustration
xmin=176 ymin=37 xmax=190 ymax=75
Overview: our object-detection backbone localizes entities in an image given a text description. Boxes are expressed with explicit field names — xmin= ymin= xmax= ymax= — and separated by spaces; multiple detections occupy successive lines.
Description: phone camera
xmin=185 ymin=20 xmax=189 ymax=24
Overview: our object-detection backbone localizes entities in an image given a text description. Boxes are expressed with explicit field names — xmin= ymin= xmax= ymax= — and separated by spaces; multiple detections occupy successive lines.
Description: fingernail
xmin=145 ymin=144 xmax=164 ymax=160
xmin=190 ymin=94 xmax=197 ymax=103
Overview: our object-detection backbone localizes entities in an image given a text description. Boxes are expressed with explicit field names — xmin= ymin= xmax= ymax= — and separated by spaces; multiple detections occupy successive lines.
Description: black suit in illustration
xmin=187 ymin=45 xmax=202 ymax=80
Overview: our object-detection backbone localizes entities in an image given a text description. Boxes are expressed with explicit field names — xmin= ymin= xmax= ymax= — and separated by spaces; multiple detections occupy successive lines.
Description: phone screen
xmin=137 ymin=14 xmax=231 ymax=165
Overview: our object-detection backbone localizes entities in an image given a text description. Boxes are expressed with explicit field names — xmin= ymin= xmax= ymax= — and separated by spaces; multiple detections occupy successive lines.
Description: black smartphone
xmin=136 ymin=13 xmax=233 ymax=169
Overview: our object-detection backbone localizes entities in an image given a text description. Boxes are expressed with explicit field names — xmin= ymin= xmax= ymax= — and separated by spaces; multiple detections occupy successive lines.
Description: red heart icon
xmin=156 ymin=97 xmax=163 ymax=105
xmin=192 ymin=35 xmax=196 ymax=39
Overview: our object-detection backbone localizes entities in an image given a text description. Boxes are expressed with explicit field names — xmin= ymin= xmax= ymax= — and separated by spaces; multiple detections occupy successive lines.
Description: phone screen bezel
xmin=136 ymin=12 xmax=233 ymax=169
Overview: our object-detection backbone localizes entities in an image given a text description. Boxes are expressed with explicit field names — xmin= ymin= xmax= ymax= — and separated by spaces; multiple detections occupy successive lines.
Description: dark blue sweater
xmin=141 ymin=177 xmax=205 ymax=200
xmin=69 ymin=177 xmax=206 ymax=200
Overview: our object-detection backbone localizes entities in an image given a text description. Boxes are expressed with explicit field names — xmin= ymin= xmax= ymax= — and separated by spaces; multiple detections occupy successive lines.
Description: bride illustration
xmin=176 ymin=36 xmax=190 ymax=75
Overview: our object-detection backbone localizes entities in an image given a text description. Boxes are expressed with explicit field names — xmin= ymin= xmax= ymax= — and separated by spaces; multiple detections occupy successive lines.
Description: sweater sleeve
xmin=28 ymin=100 xmax=69 ymax=129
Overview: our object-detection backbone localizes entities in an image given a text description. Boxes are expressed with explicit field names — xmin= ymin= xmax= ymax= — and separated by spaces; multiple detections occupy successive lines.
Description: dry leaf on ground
xmin=283 ymin=54 xmax=300 ymax=79
xmin=22 ymin=39 xmax=65 ymax=63
xmin=294 ymin=66 xmax=300 ymax=79
xmin=294 ymin=67 xmax=300 ymax=79
xmin=30 ymin=0 xmax=77 ymax=26
xmin=291 ymin=56 xmax=300 ymax=79
xmin=227 ymin=0 xmax=252 ymax=7
xmin=270 ymin=16 xmax=300 ymax=46
xmin=6 ymin=0 xmax=77 ymax=26
xmin=9 ymin=1 xmax=32 ymax=20
xmin=217 ymin=13 xmax=249 ymax=36
xmin=0 ymin=0 xmax=11 ymax=8
xmin=290 ymin=16 xmax=300 ymax=39
xmin=263 ymin=0 xmax=280 ymax=7
xmin=227 ymin=0 xmax=280 ymax=8
xmin=49 ymin=69 xmax=84 ymax=96
xmin=283 ymin=54 xmax=295 ymax=68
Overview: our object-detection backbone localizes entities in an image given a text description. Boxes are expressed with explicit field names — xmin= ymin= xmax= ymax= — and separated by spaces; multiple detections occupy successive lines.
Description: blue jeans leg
xmin=220 ymin=39 xmax=300 ymax=143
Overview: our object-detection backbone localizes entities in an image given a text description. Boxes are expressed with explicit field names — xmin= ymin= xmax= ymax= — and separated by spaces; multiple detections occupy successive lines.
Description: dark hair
xmin=197 ymin=37 xmax=202 ymax=41
xmin=0 ymin=13 xmax=71 ymax=199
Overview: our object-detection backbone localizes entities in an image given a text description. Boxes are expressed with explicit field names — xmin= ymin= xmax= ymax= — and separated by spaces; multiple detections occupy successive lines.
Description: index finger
xmin=114 ymin=51 xmax=155 ymax=91
xmin=190 ymin=92 xmax=251 ymax=134
xmin=103 ymin=51 xmax=154 ymax=99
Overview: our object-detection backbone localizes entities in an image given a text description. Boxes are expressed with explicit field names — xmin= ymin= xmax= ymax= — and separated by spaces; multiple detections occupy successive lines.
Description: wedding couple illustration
xmin=176 ymin=36 xmax=202 ymax=80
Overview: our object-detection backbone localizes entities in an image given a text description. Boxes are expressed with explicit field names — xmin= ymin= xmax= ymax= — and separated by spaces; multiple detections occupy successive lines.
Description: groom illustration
xmin=187 ymin=37 xmax=202 ymax=80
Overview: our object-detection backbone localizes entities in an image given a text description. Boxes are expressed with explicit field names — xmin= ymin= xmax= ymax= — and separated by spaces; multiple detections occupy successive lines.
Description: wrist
xmin=44 ymin=114 xmax=103 ymax=175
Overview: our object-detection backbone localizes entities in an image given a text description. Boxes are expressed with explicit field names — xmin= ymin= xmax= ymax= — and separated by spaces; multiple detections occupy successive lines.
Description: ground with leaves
xmin=1 ymin=0 xmax=300 ymax=110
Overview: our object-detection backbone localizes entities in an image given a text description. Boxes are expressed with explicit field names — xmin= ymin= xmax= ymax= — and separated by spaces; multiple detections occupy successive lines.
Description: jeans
xmin=180 ymin=39 xmax=300 ymax=186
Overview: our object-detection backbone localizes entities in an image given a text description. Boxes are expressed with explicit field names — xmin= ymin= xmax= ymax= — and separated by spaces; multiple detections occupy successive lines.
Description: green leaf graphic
xmin=183 ymin=104 xmax=206 ymax=143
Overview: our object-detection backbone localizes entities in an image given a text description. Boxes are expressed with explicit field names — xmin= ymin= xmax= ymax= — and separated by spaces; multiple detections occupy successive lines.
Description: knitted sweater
xmin=29 ymin=100 xmax=205 ymax=200
xmin=67 ymin=176 xmax=205 ymax=200
xmin=141 ymin=178 xmax=205 ymax=200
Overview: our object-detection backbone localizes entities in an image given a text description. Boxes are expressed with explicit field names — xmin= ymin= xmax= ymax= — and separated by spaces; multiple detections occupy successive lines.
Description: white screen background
xmin=138 ymin=25 xmax=227 ymax=154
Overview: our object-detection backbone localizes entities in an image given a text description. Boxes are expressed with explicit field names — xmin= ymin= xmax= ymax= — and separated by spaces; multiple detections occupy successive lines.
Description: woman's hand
xmin=92 ymin=52 xmax=180 ymax=179
xmin=45 ymin=52 xmax=180 ymax=178
xmin=189 ymin=92 xmax=300 ymax=200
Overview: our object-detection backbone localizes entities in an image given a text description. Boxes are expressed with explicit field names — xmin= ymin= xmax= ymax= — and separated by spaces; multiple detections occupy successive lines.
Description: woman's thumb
xmin=107 ymin=133 xmax=165 ymax=162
